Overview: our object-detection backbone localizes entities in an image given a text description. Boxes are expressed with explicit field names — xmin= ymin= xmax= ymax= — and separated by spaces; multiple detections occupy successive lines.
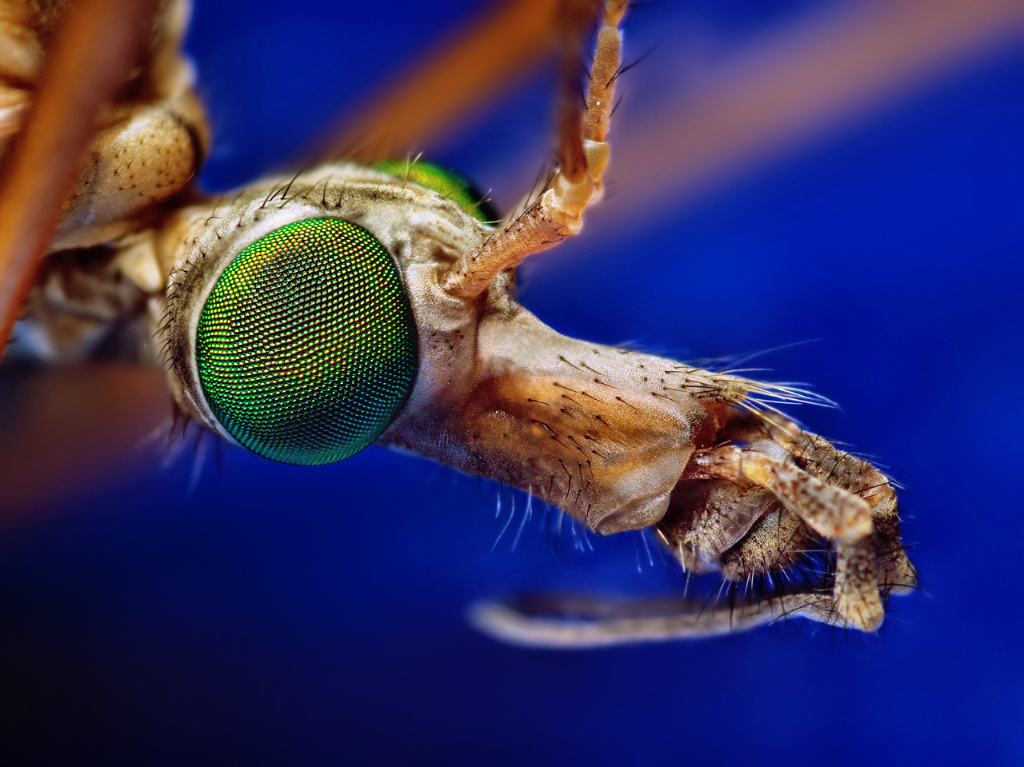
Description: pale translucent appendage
xmin=469 ymin=592 xmax=845 ymax=649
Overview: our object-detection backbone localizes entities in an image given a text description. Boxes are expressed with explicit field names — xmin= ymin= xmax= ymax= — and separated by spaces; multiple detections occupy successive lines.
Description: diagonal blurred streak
xmin=0 ymin=0 xmax=162 ymax=357
xmin=596 ymin=0 xmax=1024 ymax=233
xmin=491 ymin=0 xmax=1023 ymax=232
xmin=313 ymin=0 xmax=564 ymax=163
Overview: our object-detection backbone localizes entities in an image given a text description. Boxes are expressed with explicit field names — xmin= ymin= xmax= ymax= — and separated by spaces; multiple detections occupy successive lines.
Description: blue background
xmin=2 ymin=1 xmax=1022 ymax=764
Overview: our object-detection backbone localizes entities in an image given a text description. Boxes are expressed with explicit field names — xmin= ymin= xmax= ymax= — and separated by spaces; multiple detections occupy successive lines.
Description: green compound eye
xmin=194 ymin=218 xmax=417 ymax=466
xmin=374 ymin=159 xmax=500 ymax=223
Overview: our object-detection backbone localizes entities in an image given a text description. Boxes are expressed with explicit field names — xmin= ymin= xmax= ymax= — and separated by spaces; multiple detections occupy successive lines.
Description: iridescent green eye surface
xmin=195 ymin=218 xmax=417 ymax=466
xmin=374 ymin=159 xmax=500 ymax=223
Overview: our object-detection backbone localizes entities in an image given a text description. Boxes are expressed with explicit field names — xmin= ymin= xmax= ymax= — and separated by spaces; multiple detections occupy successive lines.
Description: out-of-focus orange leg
xmin=0 ymin=0 xmax=161 ymax=358
xmin=318 ymin=0 xmax=564 ymax=162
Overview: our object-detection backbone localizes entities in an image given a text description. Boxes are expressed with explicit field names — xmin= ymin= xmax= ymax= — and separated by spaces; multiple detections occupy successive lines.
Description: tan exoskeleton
xmin=0 ymin=0 xmax=917 ymax=646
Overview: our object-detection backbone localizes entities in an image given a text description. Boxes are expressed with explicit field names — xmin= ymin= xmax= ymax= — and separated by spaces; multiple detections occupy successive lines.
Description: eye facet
xmin=194 ymin=218 xmax=417 ymax=466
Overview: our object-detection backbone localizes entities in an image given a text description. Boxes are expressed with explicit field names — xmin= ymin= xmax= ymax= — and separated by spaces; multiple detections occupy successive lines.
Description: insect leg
xmin=764 ymin=423 xmax=919 ymax=597
xmin=690 ymin=445 xmax=873 ymax=544
xmin=659 ymin=480 xmax=782 ymax=574
xmin=442 ymin=0 xmax=628 ymax=297
xmin=690 ymin=444 xmax=884 ymax=630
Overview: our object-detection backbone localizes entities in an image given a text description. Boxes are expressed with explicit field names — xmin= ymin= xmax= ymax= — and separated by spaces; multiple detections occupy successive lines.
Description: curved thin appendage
xmin=442 ymin=0 xmax=627 ymax=298
xmin=469 ymin=593 xmax=847 ymax=648
xmin=318 ymin=0 xmax=562 ymax=163
xmin=0 ymin=0 xmax=161 ymax=358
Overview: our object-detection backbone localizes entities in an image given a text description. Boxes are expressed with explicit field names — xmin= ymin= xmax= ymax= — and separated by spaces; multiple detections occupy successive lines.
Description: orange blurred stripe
xmin=318 ymin=0 xmax=562 ymax=162
xmin=598 ymin=0 xmax=1024 ymax=231
xmin=0 ymin=0 xmax=161 ymax=356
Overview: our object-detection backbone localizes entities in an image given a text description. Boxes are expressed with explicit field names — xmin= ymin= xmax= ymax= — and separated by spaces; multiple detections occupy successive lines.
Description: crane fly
xmin=0 ymin=0 xmax=936 ymax=646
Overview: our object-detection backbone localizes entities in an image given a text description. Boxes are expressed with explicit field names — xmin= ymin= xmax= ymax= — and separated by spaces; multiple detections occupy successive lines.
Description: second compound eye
xmin=193 ymin=218 xmax=418 ymax=466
